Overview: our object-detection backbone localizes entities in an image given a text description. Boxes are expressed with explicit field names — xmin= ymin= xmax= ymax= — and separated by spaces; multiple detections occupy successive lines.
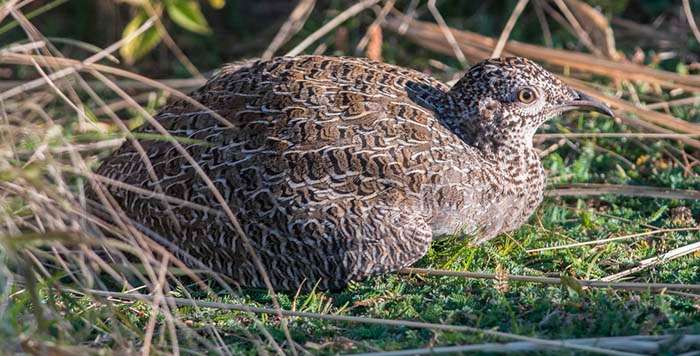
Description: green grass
xmin=3 ymin=146 xmax=698 ymax=353
xmin=163 ymin=167 xmax=699 ymax=353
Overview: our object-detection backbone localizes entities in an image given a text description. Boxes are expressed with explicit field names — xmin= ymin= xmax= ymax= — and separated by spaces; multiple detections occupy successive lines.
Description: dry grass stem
xmin=603 ymin=240 xmax=700 ymax=281
xmin=545 ymin=183 xmax=700 ymax=200
xmin=348 ymin=335 xmax=700 ymax=356
xmin=365 ymin=25 xmax=383 ymax=61
xmin=383 ymin=14 xmax=700 ymax=95
xmin=142 ymin=2 xmax=204 ymax=79
xmin=263 ymin=0 xmax=316 ymax=59
xmin=0 ymin=16 xmax=158 ymax=101
xmin=427 ymin=0 xmax=467 ymax=67
xmin=683 ymin=0 xmax=700 ymax=46
xmin=0 ymin=53 xmax=233 ymax=127
xmin=355 ymin=0 xmax=395 ymax=55
xmin=399 ymin=268 xmax=700 ymax=292
xmin=286 ymin=0 xmax=379 ymax=57
xmin=552 ymin=0 xmax=602 ymax=56
xmin=0 ymin=0 xmax=22 ymax=24
xmin=645 ymin=96 xmax=700 ymax=110
xmin=80 ymin=289 xmax=638 ymax=356
xmin=536 ymin=132 xmax=700 ymax=139
xmin=533 ymin=0 xmax=553 ymax=47
xmin=527 ymin=227 xmax=700 ymax=253
xmin=562 ymin=0 xmax=618 ymax=59
xmin=491 ymin=0 xmax=529 ymax=58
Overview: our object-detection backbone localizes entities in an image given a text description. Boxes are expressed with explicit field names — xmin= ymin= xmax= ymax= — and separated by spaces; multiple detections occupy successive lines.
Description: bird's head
xmin=446 ymin=57 xmax=613 ymax=149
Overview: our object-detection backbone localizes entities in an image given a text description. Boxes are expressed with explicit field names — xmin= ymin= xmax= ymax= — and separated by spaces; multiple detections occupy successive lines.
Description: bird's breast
xmin=425 ymin=147 xmax=546 ymax=242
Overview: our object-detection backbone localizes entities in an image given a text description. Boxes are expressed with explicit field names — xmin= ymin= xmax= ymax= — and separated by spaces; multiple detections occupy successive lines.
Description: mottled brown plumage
xmin=93 ymin=56 xmax=612 ymax=290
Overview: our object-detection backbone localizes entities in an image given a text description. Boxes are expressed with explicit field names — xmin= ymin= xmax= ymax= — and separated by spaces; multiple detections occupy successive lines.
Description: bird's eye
xmin=516 ymin=87 xmax=537 ymax=104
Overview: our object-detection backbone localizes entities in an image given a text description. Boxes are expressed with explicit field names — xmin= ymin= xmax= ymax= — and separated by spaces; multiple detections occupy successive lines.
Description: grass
xmin=171 ymin=149 xmax=700 ymax=353
xmin=1 ymin=0 xmax=700 ymax=354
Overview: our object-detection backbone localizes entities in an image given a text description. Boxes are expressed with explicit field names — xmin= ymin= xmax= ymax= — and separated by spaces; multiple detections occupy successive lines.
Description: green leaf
xmin=580 ymin=209 xmax=594 ymax=229
xmin=0 ymin=231 xmax=81 ymax=250
xmin=560 ymin=274 xmax=584 ymax=296
xmin=120 ymin=10 xmax=162 ymax=64
xmin=0 ymin=168 xmax=18 ymax=182
xmin=208 ymin=0 xmax=225 ymax=9
xmin=166 ymin=0 xmax=212 ymax=34
xmin=647 ymin=205 xmax=668 ymax=224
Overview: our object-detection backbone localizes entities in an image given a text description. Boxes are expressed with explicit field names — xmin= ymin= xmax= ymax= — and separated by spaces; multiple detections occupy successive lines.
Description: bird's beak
xmin=551 ymin=90 xmax=614 ymax=117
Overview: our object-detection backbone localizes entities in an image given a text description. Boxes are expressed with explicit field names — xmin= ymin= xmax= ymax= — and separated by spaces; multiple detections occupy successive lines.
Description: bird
xmin=92 ymin=55 xmax=613 ymax=291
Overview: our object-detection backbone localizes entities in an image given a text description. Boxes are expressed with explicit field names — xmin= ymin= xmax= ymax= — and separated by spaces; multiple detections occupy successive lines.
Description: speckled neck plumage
xmin=91 ymin=55 xmax=606 ymax=290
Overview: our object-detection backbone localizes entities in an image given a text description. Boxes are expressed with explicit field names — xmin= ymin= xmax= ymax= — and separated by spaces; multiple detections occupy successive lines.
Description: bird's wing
xmin=342 ymin=204 xmax=433 ymax=281
xmin=92 ymin=56 xmax=453 ymax=290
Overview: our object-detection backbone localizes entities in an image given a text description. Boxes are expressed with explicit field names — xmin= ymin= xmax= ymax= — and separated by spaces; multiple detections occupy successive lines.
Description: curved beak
xmin=551 ymin=90 xmax=614 ymax=117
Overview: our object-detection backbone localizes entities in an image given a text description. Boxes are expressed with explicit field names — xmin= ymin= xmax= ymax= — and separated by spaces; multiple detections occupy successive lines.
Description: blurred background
xmin=5 ymin=0 xmax=700 ymax=76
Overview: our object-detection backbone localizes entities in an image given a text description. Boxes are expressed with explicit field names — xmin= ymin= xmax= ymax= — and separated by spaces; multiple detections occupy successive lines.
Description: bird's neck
xmin=478 ymin=135 xmax=541 ymax=180
xmin=460 ymin=122 xmax=532 ymax=154
xmin=436 ymin=99 xmax=542 ymax=182
xmin=438 ymin=105 xmax=536 ymax=158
